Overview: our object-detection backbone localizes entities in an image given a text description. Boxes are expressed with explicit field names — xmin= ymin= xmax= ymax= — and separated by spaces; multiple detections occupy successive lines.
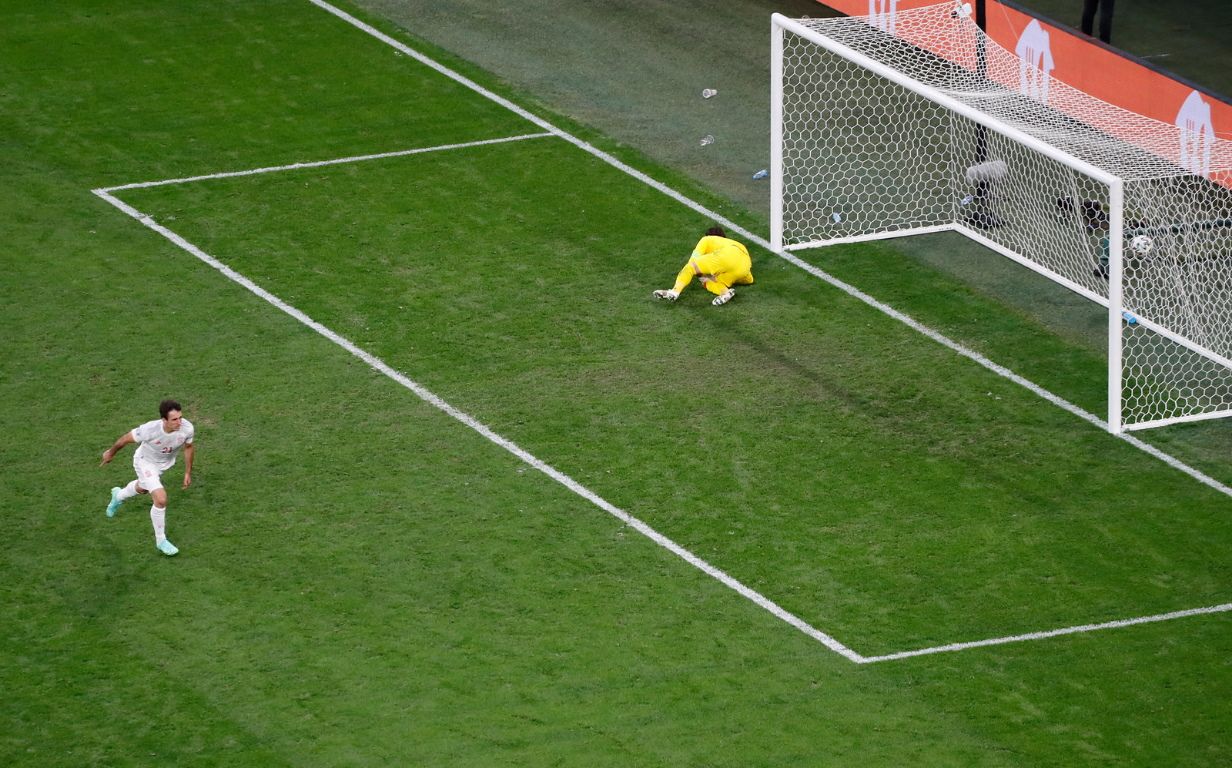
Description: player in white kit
xmin=100 ymin=399 xmax=196 ymax=556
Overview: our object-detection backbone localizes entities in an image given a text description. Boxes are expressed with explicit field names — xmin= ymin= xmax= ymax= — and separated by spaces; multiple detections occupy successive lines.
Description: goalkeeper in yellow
xmin=653 ymin=226 xmax=754 ymax=306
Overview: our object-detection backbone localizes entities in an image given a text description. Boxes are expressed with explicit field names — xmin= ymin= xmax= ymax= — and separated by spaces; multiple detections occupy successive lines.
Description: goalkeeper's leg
xmin=702 ymin=279 xmax=727 ymax=296
xmin=701 ymin=276 xmax=737 ymax=305
xmin=708 ymin=268 xmax=750 ymax=305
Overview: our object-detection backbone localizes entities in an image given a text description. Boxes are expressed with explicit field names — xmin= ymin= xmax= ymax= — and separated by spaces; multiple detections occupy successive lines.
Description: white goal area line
xmin=88 ymin=0 xmax=1232 ymax=664
xmin=303 ymin=0 xmax=1232 ymax=503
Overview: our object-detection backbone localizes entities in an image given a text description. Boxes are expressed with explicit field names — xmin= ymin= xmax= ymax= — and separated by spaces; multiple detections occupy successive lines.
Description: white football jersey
xmin=132 ymin=418 xmax=195 ymax=472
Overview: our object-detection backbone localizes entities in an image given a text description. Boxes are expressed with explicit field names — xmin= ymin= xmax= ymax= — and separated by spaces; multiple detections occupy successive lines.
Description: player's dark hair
xmin=706 ymin=226 xmax=726 ymax=238
xmin=159 ymin=399 xmax=183 ymax=419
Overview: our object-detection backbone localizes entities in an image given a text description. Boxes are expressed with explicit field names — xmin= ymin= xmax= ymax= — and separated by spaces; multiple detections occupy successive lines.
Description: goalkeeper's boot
xmin=712 ymin=289 xmax=736 ymax=306
xmin=653 ymin=289 xmax=679 ymax=301
xmin=106 ymin=487 xmax=123 ymax=518
xmin=156 ymin=539 xmax=179 ymax=557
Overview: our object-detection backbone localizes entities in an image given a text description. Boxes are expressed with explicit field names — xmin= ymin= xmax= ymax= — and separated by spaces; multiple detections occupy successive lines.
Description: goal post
xmin=771 ymin=5 xmax=1232 ymax=433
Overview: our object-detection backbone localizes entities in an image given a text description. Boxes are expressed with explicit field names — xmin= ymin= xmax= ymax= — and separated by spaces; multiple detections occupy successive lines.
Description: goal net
xmin=771 ymin=3 xmax=1232 ymax=433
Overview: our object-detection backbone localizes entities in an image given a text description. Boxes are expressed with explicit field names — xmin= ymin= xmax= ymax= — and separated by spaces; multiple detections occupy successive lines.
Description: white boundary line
xmin=86 ymin=0 xmax=1232 ymax=663
xmin=101 ymin=133 xmax=554 ymax=192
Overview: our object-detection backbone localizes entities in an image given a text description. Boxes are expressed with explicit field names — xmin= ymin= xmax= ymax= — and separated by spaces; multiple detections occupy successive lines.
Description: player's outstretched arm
xmin=181 ymin=442 xmax=195 ymax=489
xmin=100 ymin=431 xmax=136 ymax=466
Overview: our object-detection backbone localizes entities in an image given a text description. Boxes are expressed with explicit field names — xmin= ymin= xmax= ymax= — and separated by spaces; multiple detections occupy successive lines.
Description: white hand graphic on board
xmin=1177 ymin=90 xmax=1214 ymax=178
xmin=869 ymin=0 xmax=900 ymax=34
xmin=1015 ymin=20 xmax=1054 ymax=104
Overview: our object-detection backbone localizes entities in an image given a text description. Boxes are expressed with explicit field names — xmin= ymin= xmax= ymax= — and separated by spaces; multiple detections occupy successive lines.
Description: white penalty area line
xmin=89 ymin=0 xmax=1232 ymax=665
xmin=98 ymin=132 xmax=555 ymax=192
xmin=90 ymin=186 xmax=864 ymax=665
xmin=304 ymin=0 xmax=1232 ymax=505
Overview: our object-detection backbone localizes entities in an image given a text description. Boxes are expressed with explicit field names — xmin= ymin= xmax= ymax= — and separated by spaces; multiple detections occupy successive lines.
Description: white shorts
xmin=133 ymin=457 xmax=166 ymax=492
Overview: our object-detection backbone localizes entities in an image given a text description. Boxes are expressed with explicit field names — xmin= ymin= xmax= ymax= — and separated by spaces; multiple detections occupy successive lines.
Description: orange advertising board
xmin=810 ymin=0 xmax=1232 ymax=145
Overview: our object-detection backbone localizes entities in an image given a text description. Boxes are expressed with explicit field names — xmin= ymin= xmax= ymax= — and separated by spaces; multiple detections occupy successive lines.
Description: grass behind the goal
xmin=3 ymin=0 xmax=1232 ymax=765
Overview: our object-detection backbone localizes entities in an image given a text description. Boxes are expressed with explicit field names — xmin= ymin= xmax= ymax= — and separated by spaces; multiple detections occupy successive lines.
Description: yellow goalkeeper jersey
xmin=672 ymin=235 xmax=754 ymax=294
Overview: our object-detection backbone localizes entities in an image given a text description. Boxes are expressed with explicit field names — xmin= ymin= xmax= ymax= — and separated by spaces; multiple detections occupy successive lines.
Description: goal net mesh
xmin=776 ymin=2 xmax=1232 ymax=431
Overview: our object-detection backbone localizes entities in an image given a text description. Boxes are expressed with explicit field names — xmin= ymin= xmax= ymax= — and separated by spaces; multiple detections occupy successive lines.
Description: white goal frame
xmin=771 ymin=9 xmax=1232 ymax=434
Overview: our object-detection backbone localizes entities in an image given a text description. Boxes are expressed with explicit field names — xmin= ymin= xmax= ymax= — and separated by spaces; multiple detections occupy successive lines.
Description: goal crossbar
xmin=770 ymin=14 xmax=1121 ymax=190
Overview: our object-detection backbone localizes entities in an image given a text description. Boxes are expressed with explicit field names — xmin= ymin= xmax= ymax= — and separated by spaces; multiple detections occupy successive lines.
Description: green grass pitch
xmin=3 ymin=0 xmax=1232 ymax=765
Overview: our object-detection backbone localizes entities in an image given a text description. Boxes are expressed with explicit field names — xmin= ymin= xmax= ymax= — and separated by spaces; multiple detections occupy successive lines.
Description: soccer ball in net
xmin=1129 ymin=235 xmax=1153 ymax=256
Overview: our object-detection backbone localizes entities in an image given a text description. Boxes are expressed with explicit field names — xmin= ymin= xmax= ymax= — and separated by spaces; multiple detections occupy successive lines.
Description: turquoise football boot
xmin=106 ymin=487 xmax=123 ymax=517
